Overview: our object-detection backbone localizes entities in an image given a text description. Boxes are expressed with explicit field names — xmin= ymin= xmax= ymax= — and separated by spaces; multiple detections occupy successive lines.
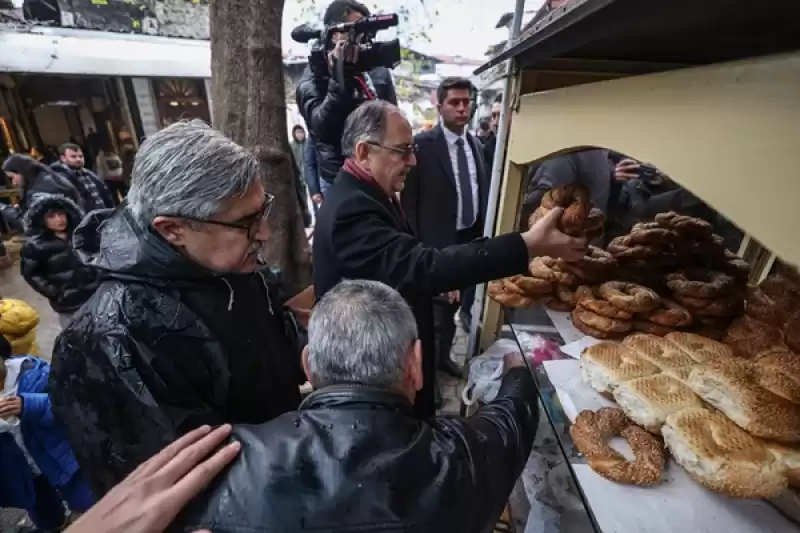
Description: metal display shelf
xmin=500 ymin=307 xmax=601 ymax=533
xmin=501 ymin=305 xmax=800 ymax=533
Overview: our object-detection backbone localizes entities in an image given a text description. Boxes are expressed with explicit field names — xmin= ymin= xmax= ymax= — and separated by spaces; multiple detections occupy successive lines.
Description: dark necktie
xmin=455 ymin=138 xmax=475 ymax=228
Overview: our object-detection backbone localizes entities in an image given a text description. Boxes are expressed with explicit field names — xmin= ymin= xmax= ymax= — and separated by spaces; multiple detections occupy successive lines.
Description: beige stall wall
xmin=506 ymin=51 xmax=800 ymax=267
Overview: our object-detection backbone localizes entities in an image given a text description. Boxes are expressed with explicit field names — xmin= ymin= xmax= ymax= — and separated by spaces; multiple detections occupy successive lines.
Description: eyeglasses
xmin=366 ymin=141 xmax=417 ymax=159
xmin=172 ymin=192 xmax=274 ymax=239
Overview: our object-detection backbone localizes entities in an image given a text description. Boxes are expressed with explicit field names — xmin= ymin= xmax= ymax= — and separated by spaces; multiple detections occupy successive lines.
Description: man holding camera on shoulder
xmin=295 ymin=0 xmax=398 ymax=194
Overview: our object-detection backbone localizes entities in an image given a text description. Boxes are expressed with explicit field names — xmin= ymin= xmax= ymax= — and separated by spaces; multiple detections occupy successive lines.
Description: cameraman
xmin=296 ymin=0 xmax=398 ymax=192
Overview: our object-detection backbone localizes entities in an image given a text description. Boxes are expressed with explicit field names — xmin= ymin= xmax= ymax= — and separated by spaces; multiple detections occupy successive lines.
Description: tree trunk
xmin=210 ymin=0 xmax=311 ymax=293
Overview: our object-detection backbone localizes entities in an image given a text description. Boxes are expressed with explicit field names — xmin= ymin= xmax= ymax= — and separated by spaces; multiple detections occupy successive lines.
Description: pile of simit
xmin=574 ymin=330 xmax=800 ymax=499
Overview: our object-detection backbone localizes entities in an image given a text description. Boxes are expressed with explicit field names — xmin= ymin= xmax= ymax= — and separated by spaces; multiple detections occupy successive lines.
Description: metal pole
xmin=464 ymin=0 xmax=526 ymax=399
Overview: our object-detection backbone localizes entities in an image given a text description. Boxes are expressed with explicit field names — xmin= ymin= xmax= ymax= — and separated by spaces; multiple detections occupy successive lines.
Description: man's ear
xmin=353 ymin=141 xmax=371 ymax=162
xmin=409 ymin=340 xmax=423 ymax=392
xmin=152 ymin=216 xmax=188 ymax=246
xmin=301 ymin=345 xmax=313 ymax=385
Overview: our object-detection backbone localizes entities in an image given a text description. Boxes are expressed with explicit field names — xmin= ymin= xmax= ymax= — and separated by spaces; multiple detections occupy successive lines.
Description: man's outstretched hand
xmin=521 ymin=207 xmax=586 ymax=261
xmin=65 ymin=424 xmax=241 ymax=533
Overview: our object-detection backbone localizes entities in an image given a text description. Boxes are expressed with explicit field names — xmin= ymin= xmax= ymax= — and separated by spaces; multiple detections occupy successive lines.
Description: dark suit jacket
xmin=312 ymin=170 xmax=530 ymax=418
xmin=401 ymin=125 xmax=490 ymax=249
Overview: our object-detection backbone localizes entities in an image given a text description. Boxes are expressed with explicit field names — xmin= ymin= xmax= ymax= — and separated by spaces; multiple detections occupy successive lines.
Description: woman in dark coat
xmin=1 ymin=154 xmax=81 ymax=213
xmin=20 ymin=194 xmax=99 ymax=327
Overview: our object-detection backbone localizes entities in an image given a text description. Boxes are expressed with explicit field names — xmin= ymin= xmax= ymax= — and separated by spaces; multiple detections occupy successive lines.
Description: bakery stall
xmin=467 ymin=0 xmax=800 ymax=531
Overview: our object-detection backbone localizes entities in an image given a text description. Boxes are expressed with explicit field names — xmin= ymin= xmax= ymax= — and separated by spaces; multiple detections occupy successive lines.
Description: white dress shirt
xmin=442 ymin=126 xmax=479 ymax=230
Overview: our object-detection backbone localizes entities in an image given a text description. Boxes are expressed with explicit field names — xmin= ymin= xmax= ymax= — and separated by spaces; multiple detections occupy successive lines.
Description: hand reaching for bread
xmin=522 ymin=207 xmax=586 ymax=262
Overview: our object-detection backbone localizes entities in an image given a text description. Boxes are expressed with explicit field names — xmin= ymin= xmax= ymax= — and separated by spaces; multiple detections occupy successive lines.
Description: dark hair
xmin=0 ymin=334 xmax=11 ymax=361
xmin=292 ymin=125 xmax=306 ymax=139
xmin=494 ymin=93 xmax=503 ymax=104
xmin=2 ymin=154 xmax=51 ymax=184
xmin=58 ymin=143 xmax=82 ymax=156
xmin=437 ymin=77 xmax=474 ymax=107
xmin=324 ymin=0 xmax=370 ymax=25
xmin=479 ymin=119 xmax=491 ymax=132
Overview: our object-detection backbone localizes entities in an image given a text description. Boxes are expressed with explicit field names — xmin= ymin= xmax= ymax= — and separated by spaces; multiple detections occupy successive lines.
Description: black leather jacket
xmin=177 ymin=368 xmax=539 ymax=533
xmin=295 ymin=65 xmax=397 ymax=184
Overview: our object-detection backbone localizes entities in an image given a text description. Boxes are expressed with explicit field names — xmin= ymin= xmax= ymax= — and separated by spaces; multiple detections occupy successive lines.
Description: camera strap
xmin=354 ymin=75 xmax=376 ymax=100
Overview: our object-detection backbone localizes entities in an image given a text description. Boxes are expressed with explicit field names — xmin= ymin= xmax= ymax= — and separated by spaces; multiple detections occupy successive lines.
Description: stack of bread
xmin=487 ymin=274 xmax=554 ymax=308
xmin=569 ymin=281 xmax=659 ymax=339
xmin=601 ymin=212 xmax=750 ymax=338
xmin=527 ymin=183 xmax=604 ymax=241
xmin=725 ymin=263 xmax=800 ymax=358
xmin=576 ymin=332 xmax=800 ymax=499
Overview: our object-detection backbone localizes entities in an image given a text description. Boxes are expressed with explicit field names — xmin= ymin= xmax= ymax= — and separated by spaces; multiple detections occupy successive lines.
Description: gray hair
xmin=341 ymin=100 xmax=399 ymax=158
xmin=307 ymin=279 xmax=418 ymax=389
xmin=127 ymin=120 xmax=260 ymax=226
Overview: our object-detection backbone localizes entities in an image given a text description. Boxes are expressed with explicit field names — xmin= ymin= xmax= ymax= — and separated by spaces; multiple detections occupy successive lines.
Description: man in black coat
xmin=51 ymin=143 xmax=115 ymax=212
xmin=313 ymin=100 xmax=586 ymax=418
xmin=49 ymin=120 xmax=307 ymax=496
xmin=402 ymin=77 xmax=490 ymax=381
xmin=295 ymin=0 xmax=398 ymax=190
xmin=180 ymin=279 xmax=540 ymax=533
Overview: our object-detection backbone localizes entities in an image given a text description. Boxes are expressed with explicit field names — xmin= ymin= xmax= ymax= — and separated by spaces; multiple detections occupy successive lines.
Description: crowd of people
xmin=0 ymin=1 xmax=741 ymax=532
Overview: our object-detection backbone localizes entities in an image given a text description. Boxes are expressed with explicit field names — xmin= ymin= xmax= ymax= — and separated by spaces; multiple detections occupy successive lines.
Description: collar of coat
xmin=300 ymin=383 xmax=414 ymax=415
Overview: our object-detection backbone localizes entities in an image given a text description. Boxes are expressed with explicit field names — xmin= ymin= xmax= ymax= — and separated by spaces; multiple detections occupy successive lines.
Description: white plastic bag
xmin=461 ymin=339 xmax=519 ymax=406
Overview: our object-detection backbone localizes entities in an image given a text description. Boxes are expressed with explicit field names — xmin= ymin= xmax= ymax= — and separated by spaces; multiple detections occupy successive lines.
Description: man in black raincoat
xmin=49 ymin=120 xmax=307 ymax=496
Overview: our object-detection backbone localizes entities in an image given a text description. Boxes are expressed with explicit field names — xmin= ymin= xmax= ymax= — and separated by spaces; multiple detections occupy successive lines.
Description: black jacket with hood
xmin=49 ymin=206 xmax=306 ymax=496
xmin=21 ymin=170 xmax=81 ymax=214
xmin=20 ymin=194 xmax=99 ymax=313
xmin=295 ymin=65 xmax=397 ymax=184
xmin=177 ymin=369 xmax=539 ymax=533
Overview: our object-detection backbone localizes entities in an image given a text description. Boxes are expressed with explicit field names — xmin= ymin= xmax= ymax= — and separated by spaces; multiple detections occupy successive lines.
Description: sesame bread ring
xmin=578 ymin=298 xmax=635 ymax=320
xmin=633 ymin=321 xmax=678 ymax=337
xmin=530 ymin=257 xmax=576 ymax=285
xmin=571 ymin=312 xmax=618 ymax=339
xmin=578 ymin=245 xmax=617 ymax=271
xmin=501 ymin=276 xmax=526 ymax=295
xmin=598 ymin=282 xmax=661 ymax=313
xmin=642 ymin=299 xmax=693 ymax=327
xmin=570 ymin=408 xmax=665 ymax=486
xmin=556 ymin=259 xmax=609 ymax=283
xmin=665 ymin=269 xmax=736 ymax=299
xmin=572 ymin=307 xmax=633 ymax=334
xmin=654 ymin=212 xmax=713 ymax=237
xmin=540 ymin=184 xmax=591 ymax=237
xmin=543 ymin=296 xmax=575 ymax=312
xmin=628 ymin=227 xmax=680 ymax=246
xmin=488 ymin=281 xmax=535 ymax=308
xmin=514 ymin=276 xmax=554 ymax=296
xmin=556 ymin=284 xmax=595 ymax=307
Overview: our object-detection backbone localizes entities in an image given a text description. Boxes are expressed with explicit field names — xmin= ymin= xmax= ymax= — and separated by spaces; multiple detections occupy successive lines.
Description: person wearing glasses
xmin=401 ymin=77 xmax=491 ymax=404
xmin=48 ymin=120 xmax=309 ymax=497
xmin=313 ymin=100 xmax=586 ymax=419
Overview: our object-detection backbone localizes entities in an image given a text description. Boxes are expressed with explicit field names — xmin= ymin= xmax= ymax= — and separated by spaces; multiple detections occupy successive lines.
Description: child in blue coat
xmin=0 ymin=334 xmax=94 ymax=531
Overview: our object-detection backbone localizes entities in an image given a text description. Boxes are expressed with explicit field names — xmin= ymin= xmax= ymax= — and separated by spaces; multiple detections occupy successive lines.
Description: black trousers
xmin=432 ymin=225 xmax=480 ymax=369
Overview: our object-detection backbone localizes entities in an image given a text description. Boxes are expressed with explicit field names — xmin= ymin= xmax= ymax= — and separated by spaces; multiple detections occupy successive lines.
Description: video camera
xmin=291 ymin=13 xmax=402 ymax=83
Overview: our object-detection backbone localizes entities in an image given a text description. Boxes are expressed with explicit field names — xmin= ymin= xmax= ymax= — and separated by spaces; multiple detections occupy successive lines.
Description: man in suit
xmin=313 ymin=100 xmax=585 ymax=419
xmin=401 ymin=77 xmax=489 ymax=381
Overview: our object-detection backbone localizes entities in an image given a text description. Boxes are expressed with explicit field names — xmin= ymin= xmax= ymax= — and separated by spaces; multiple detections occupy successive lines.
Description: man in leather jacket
xmin=295 ymin=0 xmax=398 ymax=191
xmin=180 ymin=279 xmax=540 ymax=533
